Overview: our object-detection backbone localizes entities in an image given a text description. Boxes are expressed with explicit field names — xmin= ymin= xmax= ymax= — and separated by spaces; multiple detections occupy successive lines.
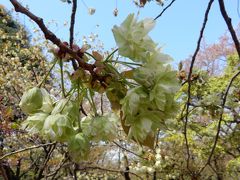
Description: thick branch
xmin=69 ymin=0 xmax=78 ymax=70
xmin=218 ymin=0 xmax=240 ymax=58
xmin=69 ymin=0 xmax=77 ymax=48
xmin=10 ymin=0 xmax=94 ymax=73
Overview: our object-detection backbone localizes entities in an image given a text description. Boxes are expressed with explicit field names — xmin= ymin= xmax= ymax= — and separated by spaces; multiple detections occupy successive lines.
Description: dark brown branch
xmin=218 ymin=0 xmax=240 ymax=59
xmin=69 ymin=0 xmax=77 ymax=48
xmin=36 ymin=144 xmax=56 ymax=180
xmin=183 ymin=0 xmax=214 ymax=173
xmin=10 ymin=0 xmax=94 ymax=74
xmin=154 ymin=0 xmax=176 ymax=20
xmin=80 ymin=103 xmax=87 ymax=116
xmin=69 ymin=0 xmax=78 ymax=70
xmin=123 ymin=152 xmax=131 ymax=180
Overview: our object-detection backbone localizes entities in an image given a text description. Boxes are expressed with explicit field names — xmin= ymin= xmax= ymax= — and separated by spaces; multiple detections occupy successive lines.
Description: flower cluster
xmin=20 ymin=87 xmax=88 ymax=160
xmin=81 ymin=113 xmax=118 ymax=142
xmin=113 ymin=14 xmax=179 ymax=144
xmin=20 ymin=87 xmax=119 ymax=161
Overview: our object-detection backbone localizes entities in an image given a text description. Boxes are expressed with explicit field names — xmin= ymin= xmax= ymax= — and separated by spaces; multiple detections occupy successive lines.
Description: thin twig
xmin=0 ymin=142 xmax=56 ymax=161
xmin=30 ymin=62 xmax=39 ymax=84
xmin=113 ymin=141 xmax=148 ymax=160
xmin=154 ymin=0 xmax=176 ymax=20
xmin=59 ymin=59 xmax=66 ymax=97
xmin=37 ymin=144 xmax=56 ymax=180
xmin=123 ymin=152 xmax=131 ymax=180
xmin=48 ymin=156 xmax=69 ymax=179
xmin=100 ymin=94 xmax=104 ymax=115
xmin=80 ymin=103 xmax=88 ymax=116
xmin=38 ymin=59 xmax=57 ymax=87
xmin=183 ymin=0 xmax=214 ymax=173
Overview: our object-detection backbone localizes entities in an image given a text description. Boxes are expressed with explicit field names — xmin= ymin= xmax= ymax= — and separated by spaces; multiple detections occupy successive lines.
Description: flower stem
xmin=105 ymin=48 xmax=118 ymax=62
xmin=38 ymin=59 xmax=57 ymax=88
xmin=59 ymin=59 xmax=66 ymax=98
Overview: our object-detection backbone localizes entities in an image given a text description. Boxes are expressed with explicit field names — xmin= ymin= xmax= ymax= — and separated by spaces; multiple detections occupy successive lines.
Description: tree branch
xmin=10 ymin=0 xmax=95 ymax=74
xmin=36 ymin=144 xmax=56 ymax=180
xmin=218 ymin=0 xmax=240 ymax=59
xmin=198 ymin=0 xmax=240 ymax=175
xmin=113 ymin=141 xmax=148 ymax=160
xmin=0 ymin=142 xmax=56 ymax=161
xmin=69 ymin=0 xmax=78 ymax=70
xmin=183 ymin=0 xmax=214 ymax=173
xmin=154 ymin=0 xmax=176 ymax=20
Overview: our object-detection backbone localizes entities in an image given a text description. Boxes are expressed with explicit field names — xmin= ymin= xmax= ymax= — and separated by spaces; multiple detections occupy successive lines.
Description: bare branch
xmin=218 ymin=0 xmax=240 ymax=58
xmin=198 ymin=0 xmax=240 ymax=174
xmin=69 ymin=0 xmax=78 ymax=70
xmin=36 ymin=144 xmax=56 ymax=180
xmin=183 ymin=0 xmax=214 ymax=173
xmin=154 ymin=0 xmax=176 ymax=20
xmin=0 ymin=142 xmax=56 ymax=161
xmin=9 ymin=0 xmax=95 ymax=74
xmin=113 ymin=141 xmax=148 ymax=160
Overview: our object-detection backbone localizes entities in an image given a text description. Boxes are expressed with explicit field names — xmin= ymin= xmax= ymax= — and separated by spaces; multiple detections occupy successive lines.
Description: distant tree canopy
xmin=0 ymin=5 xmax=52 ymax=179
xmin=0 ymin=5 xmax=50 ymax=118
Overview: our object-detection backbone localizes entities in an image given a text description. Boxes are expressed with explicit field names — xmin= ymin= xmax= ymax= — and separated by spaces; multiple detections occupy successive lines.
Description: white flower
xmin=147 ymin=167 xmax=154 ymax=173
xmin=155 ymin=160 xmax=161 ymax=167
xmin=156 ymin=153 xmax=161 ymax=160
xmin=112 ymin=14 xmax=157 ymax=62
xmin=156 ymin=148 xmax=161 ymax=154
xmin=141 ymin=166 xmax=147 ymax=172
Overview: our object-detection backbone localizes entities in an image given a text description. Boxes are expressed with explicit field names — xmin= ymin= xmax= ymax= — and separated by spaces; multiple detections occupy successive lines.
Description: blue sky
xmin=2 ymin=0 xmax=240 ymax=63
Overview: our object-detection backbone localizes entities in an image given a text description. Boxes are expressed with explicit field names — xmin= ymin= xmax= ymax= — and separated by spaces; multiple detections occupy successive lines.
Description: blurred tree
xmin=0 ymin=5 xmax=51 ymax=179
